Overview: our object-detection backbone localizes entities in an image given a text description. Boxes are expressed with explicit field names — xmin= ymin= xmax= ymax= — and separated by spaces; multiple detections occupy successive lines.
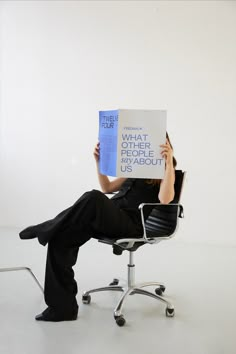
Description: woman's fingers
xmin=93 ymin=142 xmax=100 ymax=161
xmin=160 ymin=146 xmax=170 ymax=154
xmin=160 ymin=143 xmax=172 ymax=152
xmin=94 ymin=142 xmax=100 ymax=150
xmin=160 ymin=144 xmax=169 ymax=149
xmin=160 ymin=142 xmax=173 ymax=161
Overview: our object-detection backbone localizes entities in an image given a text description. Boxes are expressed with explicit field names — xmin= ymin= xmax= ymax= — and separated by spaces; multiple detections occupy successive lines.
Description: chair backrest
xmin=144 ymin=170 xmax=185 ymax=239
xmin=172 ymin=170 xmax=185 ymax=203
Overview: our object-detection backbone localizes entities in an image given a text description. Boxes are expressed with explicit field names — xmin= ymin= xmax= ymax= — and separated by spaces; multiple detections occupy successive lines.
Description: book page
xmin=98 ymin=110 xmax=118 ymax=176
xmin=117 ymin=109 xmax=166 ymax=178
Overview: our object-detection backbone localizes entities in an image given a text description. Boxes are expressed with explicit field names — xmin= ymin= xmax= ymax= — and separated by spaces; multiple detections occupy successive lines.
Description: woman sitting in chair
xmin=19 ymin=133 xmax=176 ymax=322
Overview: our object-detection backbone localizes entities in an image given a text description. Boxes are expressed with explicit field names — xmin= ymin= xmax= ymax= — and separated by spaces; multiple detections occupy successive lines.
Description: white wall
xmin=0 ymin=1 xmax=236 ymax=245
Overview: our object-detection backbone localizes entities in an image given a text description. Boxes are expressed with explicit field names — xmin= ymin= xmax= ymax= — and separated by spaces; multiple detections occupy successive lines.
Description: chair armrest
xmin=139 ymin=202 xmax=184 ymax=217
xmin=114 ymin=203 xmax=184 ymax=249
xmin=138 ymin=202 xmax=184 ymax=241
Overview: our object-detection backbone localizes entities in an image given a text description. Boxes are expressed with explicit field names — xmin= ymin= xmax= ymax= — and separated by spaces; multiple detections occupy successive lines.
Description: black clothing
xmin=20 ymin=178 xmax=160 ymax=245
xmin=111 ymin=178 xmax=160 ymax=219
xmin=19 ymin=178 xmax=160 ymax=314
xmin=35 ymin=305 xmax=78 ymax=322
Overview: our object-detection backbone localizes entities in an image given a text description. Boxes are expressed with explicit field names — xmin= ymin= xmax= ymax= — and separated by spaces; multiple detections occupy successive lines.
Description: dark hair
xmin=146 ymin=132 xmax=177 ymax=186
xmin=166 ymin=132 xmax=177 ymax=168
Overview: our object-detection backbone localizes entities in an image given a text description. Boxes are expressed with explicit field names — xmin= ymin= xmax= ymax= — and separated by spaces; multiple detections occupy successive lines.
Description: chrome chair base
xmin=82 ymin=251 xmax=174 ymax=326
xmin=0 ymin=266 xmax=44 ymax=293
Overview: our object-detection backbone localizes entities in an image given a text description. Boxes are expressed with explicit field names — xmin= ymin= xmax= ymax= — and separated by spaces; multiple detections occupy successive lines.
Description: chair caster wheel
xmin=166 ymin=307 xmax=175 ymax=317
xmin=109 ymin=278 xmax=119 ymax=286
xmin=115 ymin=315 xmax=126 ymax=327
xmin=82 ymin=294 xmax=91 ymax=304
xmin=155 ymin=285 xmax=165 ymax=296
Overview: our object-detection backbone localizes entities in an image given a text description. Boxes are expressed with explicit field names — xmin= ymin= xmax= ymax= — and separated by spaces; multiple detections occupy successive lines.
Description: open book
xmin=98 ymin=109 xmax=166 ymax=179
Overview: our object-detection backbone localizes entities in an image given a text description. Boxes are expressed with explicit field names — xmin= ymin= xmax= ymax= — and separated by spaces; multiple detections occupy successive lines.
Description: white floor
xmin=0 ymin=228 xmax=236 ymax=354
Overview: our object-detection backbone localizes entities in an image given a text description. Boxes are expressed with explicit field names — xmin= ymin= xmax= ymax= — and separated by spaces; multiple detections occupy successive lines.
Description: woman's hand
xmin=160 ymin=139 xmax=174 ymax=167
xmin=158 ymin=139 xmax=175 ymax=204
xmin=93 ymin=142 xmax=100 ymax=163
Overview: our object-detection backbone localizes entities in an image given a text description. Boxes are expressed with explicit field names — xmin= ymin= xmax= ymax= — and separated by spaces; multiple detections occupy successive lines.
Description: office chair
xmin=0 ymin=266 xmax=44 ymax=293
xmin=82 ymin=170 xmax=185 ymax=326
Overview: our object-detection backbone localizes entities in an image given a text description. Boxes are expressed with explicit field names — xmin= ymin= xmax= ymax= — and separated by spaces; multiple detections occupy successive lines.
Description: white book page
xmin=116 ymin=109 xmax=167 ymax=178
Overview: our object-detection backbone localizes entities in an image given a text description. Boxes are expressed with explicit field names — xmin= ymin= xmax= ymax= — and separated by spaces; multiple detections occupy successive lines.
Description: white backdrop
xmin=0 ymin=1 xmax=236 ymax=244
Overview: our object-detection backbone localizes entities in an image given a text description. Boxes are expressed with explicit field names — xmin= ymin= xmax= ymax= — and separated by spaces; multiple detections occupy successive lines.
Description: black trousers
xmin=36 ymin=190 xmax=143 ymax=313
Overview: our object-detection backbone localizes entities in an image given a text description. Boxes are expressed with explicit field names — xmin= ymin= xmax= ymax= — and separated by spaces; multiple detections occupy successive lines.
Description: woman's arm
xmin=158 ymin=140 xmax=175 ymax=204
xmin=93 ymin=142 xmax=126 ymax=193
